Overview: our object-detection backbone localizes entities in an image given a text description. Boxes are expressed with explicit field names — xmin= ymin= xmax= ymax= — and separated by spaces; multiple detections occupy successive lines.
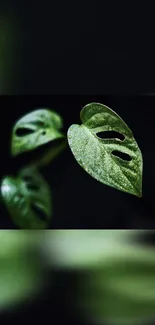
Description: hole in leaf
xmin=42 ymin=130 xmax=46 ymax=135
xmin=31 ymin=203 xmax=47 ymax=221
xmin=22 ymin=175 xmax=40 ymax=191
xmin=112 ymin=150 xmax=132 ymax=161
xmin=96 ymin=131 xmax=125 ymax=141
xmin=16 ymin=128 xmax=35 ymax=137
xmin=26 ymin=182 xmax=40 ymax=191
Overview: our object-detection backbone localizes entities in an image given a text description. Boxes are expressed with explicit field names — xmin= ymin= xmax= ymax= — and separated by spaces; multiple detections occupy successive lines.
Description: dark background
xmin=17 ymin=4 xmax=155 ymax=95
xmin=0 ymin=269 xmax=84 ymax=325
xmin=0 ymin=95 xmax=155 ymax=229
xmin=1 ymin=2 xmax=155 ymax=94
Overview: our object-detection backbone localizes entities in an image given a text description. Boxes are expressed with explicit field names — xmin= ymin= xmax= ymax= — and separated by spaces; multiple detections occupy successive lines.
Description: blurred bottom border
xmin=0 ymin=230 xmax=155 ymax=325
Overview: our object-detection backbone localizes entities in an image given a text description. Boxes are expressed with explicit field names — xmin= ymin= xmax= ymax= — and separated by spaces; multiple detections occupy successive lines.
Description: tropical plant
xmin=0 ymin=103 xmax=143 ymax=229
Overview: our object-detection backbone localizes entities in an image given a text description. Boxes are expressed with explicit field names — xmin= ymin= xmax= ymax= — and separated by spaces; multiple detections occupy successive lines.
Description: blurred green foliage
xmin=0 ymin=231 xmax=155 ymax=325
xmin=43 ymin=230 xmax=155 ymax=324
xmin=0 ymin=232 xmax=42 ymax=310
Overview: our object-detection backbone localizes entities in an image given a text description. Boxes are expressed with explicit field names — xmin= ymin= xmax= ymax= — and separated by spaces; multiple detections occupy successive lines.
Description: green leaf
xmin=67 ymin=103 xmax=143 ymax=197
xmin=0 ymin=232 xmax=42 ymax=310
xmin=43 ymin=230 xmax=154 ymax=270
xmin=80 ymin=253 xmax=155 ymax=325
xmin=11 ymin=109 xmax=65 ymax=158
xmin=43 ymin=230 xmax=136 ymax=269
xmin=1 ymin=168 xmax=52 ymax=229
xmin=41 ymin=230 xmax=155 ymax=324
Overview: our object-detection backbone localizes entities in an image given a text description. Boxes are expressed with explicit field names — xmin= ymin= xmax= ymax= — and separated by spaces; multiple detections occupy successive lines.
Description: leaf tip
xmin=136 ymin=190 xmax=142 ymax=198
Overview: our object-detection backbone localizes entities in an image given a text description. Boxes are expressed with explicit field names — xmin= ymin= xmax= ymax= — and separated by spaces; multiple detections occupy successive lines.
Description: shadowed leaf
xmin=1 ymin=168 xmax=52 ymax=229
xmin=11 ymin=109 xmax=65 ymax=166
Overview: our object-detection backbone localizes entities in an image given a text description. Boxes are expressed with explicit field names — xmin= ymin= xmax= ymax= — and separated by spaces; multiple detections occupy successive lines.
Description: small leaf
xmin=11 ymin=109 xmax=65 ymax=158
xmin=1 ymin=168 xmax=52 ymax=229
xmin=67 ymin=103 xmax=143 ymax=197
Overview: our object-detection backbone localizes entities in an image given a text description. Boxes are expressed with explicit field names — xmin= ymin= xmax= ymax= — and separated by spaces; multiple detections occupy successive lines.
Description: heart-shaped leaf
xmin=1 ymin=168 xmax=52 ymax=229
xmin=67 ymin=103 xmax=143 ymax=196
xmin=11 ymin=109 xmax=65 ymax=159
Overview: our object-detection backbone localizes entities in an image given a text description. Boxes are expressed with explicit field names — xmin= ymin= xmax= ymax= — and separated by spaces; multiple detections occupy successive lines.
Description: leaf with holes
xmin=1 ymin=168 xmax=52 ymax=229
xmin=67 ymin=103 xmax=143 ymax=197
xmin=11 ymin=109 xmax=65 ymax=163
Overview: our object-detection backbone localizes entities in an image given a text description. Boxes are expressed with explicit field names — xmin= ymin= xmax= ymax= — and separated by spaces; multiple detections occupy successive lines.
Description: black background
xmin=17 ymin=4 xmax=155 ymax=95
xmin=0 ymin=95 xmax=155 ymax=229
xmin=1 ymin=2 xmax=155 ymax=95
